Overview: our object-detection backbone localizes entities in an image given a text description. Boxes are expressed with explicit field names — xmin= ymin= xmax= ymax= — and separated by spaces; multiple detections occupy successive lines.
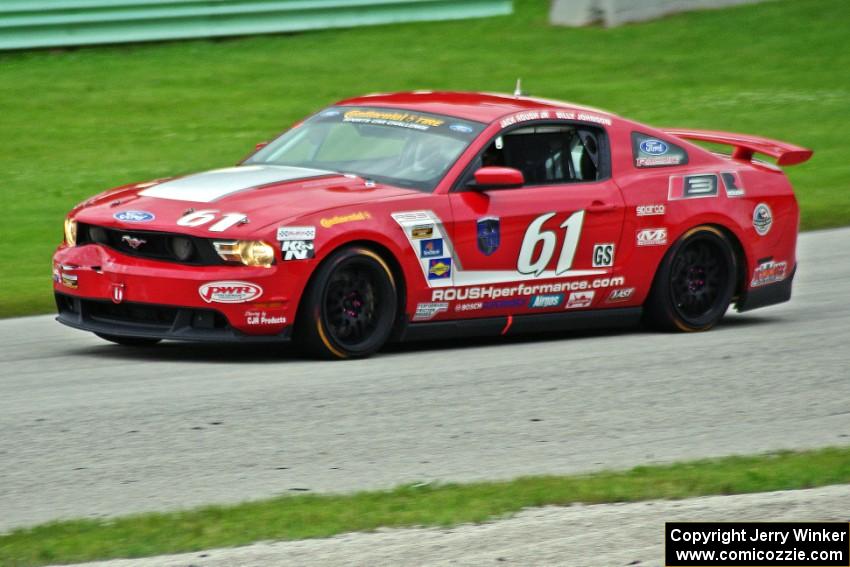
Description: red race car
xmin=54 ymin=91 xmax=812 ymax=358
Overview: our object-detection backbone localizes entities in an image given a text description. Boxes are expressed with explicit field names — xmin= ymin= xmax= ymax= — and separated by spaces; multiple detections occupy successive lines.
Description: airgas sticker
xmin=529 ymin=293 xmax=563 ymax=309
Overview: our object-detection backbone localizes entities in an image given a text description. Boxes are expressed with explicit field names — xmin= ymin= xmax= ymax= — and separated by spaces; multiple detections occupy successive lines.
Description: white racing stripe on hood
xmin=139 ymin=165 xmax=333 ymax=203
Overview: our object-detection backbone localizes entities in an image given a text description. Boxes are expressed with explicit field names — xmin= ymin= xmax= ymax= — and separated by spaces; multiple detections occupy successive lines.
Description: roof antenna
xmin=513 ymin=78 xmax=525 ymax=97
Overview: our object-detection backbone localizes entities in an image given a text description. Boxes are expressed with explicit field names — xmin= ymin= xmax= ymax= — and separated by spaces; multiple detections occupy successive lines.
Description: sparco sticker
xmin=636 ymin=204 xmax=665 ymax=217
xmin=199 ymin=281 xmax=262 ymax=303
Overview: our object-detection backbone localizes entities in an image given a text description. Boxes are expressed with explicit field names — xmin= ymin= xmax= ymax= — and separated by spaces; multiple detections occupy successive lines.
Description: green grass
xmin=1 ymin=0 xmax=849 ymax=317
xmin=1 ymin=447 xmax=849 ymax=566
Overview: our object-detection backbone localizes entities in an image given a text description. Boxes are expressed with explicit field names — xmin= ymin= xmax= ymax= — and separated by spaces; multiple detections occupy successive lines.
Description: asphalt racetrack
xmin=1 ymin=228 xmax=848 ymax=532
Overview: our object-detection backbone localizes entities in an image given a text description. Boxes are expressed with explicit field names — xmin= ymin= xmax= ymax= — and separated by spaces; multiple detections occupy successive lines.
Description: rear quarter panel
xmin=609 ymin=123 xmax=798 ymax=304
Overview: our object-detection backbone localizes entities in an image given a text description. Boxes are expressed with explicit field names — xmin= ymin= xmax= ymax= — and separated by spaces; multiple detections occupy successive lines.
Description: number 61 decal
xmin=518 ymin=210 xmax=584 ymax=276
xmin=177 ymin=210 xmax=247 ymax=232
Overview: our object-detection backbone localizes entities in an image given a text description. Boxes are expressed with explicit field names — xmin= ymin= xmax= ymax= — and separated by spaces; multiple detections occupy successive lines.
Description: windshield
xmin=245 ymin=106 xmax=486 ymax=191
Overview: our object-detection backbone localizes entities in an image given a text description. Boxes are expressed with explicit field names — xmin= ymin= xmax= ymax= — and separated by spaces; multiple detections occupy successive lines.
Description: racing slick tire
xmin=644 ymin=226 xmax=737 ymax=332
xmin=296 ymin=246 xmax=398 ymax=359
xmin=95 ymin=333 xmax=162 ymax=346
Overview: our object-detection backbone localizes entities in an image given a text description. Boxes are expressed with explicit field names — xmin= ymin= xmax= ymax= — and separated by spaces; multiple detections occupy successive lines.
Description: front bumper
xmin=55 ymin=293 xmax=291 ymax=343
xmin=53 ymin=243 xmax=307 ymax=341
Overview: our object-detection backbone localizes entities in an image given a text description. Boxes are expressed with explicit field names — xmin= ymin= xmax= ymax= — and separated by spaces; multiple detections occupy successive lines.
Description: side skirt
xmin=400 ymin=307 xmax=643 ymax=343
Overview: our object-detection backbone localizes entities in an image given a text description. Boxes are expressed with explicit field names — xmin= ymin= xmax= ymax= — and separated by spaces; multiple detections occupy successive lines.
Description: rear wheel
xmin=95 ymin=333 xmax=162 ymax=346
xmin=644 ymin=226 xmax=737 ymax=332
xmin=296 ymin=246 xmax=398 ymax=359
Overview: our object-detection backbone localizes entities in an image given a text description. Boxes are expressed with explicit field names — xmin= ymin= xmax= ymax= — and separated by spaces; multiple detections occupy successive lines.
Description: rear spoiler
xmin=662 ymin=128 xmax=813 ymax=166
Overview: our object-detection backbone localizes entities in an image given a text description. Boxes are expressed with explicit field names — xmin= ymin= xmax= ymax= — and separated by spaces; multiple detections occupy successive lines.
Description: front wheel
xmin=644 ymin=226 xmax=737 ymax=332
xmin=95 ymin=333 xmax=162 ymax=346
xmin=296 ymin=246 xmax=398 ymax=359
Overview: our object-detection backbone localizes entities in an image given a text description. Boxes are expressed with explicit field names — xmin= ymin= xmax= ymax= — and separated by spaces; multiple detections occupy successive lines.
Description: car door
xmin=445 ymin=121 xmax=626 ymax=314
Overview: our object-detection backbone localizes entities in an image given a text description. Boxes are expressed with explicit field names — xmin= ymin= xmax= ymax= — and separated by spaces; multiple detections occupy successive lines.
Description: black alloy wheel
xmin=297 ymin=246 xmax=398 ymax=359
xmin=645 ymin=226 xmax=737 ymax=332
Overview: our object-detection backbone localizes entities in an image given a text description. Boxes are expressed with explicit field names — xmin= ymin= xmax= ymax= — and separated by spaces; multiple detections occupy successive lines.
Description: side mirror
xmin=471 ymin=166 xmax=524 ymax=189
xmin=254 ymin=141 xmax=269 ymax=151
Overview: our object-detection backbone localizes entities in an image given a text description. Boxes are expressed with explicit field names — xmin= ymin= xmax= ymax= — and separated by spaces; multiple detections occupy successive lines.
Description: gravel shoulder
xmin=64 ymin=485 xmax=850 ymax=567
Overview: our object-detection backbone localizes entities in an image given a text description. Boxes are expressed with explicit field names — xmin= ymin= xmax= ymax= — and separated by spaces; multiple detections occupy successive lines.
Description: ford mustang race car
xmin=54 ymin=91 xmax=812 ymax=358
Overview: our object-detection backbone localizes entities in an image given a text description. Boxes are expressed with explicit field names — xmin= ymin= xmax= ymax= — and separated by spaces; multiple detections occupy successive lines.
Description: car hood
xmin=73 ymin=165 xmax=418 ymax=236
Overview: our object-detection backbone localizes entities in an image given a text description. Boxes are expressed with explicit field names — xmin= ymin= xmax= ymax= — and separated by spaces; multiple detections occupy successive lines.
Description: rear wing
xmin=662 ymin=128 xmax=813 ymax=166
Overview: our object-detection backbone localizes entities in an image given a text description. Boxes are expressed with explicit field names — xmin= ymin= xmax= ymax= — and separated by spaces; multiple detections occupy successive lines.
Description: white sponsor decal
xmin=636 ymin=228 xmax=667 ymax=247
xmin=499 ymin=110 xmax=612 ymax=129
xmin=432 ymin=277 xmax=624 ymax=302
xmin=607 ymin=287 xmax=635 ymax=303
xmin=413 ymin=302 xmax=449 ymax=321
xmin=281 ymin=240 xmax=315 ymax=260
xmin=455 ymin=302 xmax=483 ymax=312
xmin=636 ymin=204 xmax=665 ymax=216
xmin=277 ymin=226 xmax=316 ymax=241
xmin=199 ymin=281 xmax=262 ymax=303
xmin=245 ymin=311 xmax=286 ymax=326
xmin=391 ymin=211 xmax=431 ymax=223
xmin=518 ymin=211 xmax=584 ymax=276
xmin=61 ymin=272 xmax=78 ymax=289
xmin=566 ymin=291 xmax=595 ymax=309
xmin=753 ymin=203 xmax=773 ymax=236
xmin=592 ymin=243 xmax=615 ymax=267
xmin=177 ymin=210 xmax=247 ymax=232
xmin=636 ymin=155 xmax=681 ymax=167
xmin=751 ymin=260 xmax=787 ymax=287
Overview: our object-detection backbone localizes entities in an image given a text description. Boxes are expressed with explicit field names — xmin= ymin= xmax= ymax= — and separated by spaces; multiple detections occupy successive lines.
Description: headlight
xmin=64 ymin=218 xmax=77 ymax=246
xmin=213 ymin=240 xmax=275 ymax=267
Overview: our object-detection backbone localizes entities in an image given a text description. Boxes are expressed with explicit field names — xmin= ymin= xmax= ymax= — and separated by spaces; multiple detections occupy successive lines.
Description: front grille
xmin=88 ymin=301 xmax=180 ymax=328
xmin=77 ymin=223 xmax=224 ymax=265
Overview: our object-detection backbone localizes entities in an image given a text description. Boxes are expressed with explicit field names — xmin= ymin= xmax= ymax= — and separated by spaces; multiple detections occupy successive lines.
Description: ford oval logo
xmin=114 ymin=210 xmax=155 ymax=223
xmin=640 ymin=139 xmax=668 ymax=155
xmin=449 ymin=124 xmax=474 ymax=134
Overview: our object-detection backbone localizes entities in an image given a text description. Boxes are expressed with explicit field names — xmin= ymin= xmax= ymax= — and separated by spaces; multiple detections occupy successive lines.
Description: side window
xmin=632 ymin=132 xmax=688 ymax=168
xmin=478 ymin=124 xmax=605 ymax=186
